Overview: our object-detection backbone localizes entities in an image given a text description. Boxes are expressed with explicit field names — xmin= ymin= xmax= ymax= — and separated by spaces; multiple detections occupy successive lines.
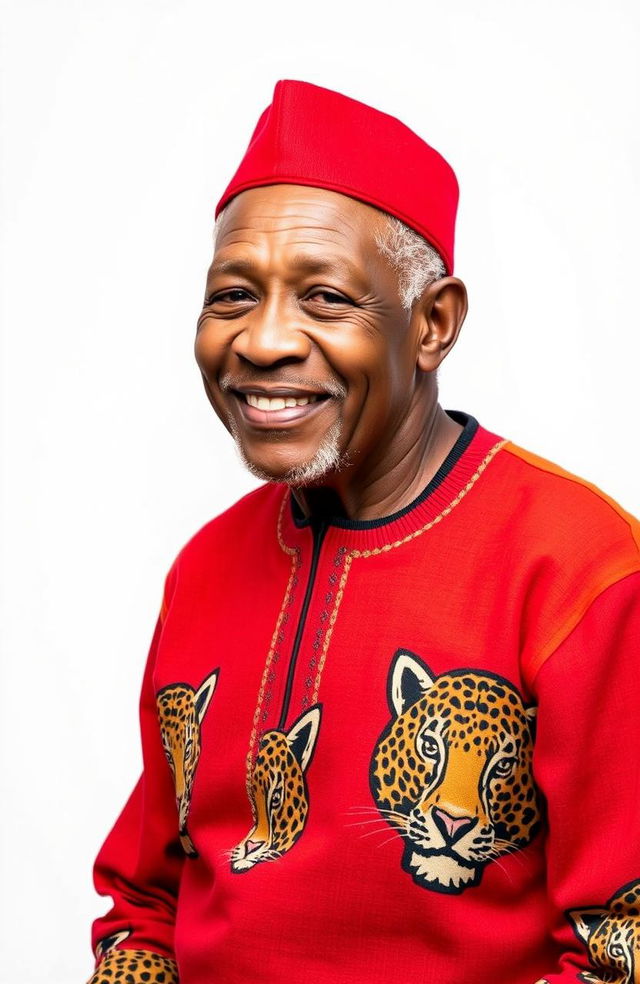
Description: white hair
xmin=372 ymin=214 xmax=446 ymax=310
xmin=212 ymin=201 xmax=446 ymax=312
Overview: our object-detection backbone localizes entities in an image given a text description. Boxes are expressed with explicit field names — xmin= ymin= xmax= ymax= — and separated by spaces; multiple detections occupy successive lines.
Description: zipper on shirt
xmin=277 ymin=515 xmax=328 ymax=729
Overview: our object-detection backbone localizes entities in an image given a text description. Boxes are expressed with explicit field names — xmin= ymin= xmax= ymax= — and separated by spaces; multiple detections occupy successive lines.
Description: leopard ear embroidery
xmin=287 ymin=704 xmax=321 ymax=772
xmin=194 ymin=668 xmax=218 ymax=722
xmin=388 ymin=648 xmax=435 ymax=716
xmin=94 ymin=928 xmax=132 ymax=960
xmin=567 ymin=907 xmax=609 ymax=944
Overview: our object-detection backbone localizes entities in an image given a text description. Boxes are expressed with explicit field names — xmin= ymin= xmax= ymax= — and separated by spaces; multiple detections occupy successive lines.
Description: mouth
xmin=231 ymin=389 xmax=334 ymax=427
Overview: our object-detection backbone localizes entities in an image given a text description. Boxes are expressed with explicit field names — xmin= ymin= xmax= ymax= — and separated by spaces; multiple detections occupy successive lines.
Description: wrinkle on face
xmin=211 ymin=187 xmax=401 ymax=301
xmin=195 ymin=183 xmax=429 ymax=500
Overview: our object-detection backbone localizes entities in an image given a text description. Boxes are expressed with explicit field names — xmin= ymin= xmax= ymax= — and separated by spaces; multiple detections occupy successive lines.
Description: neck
xmin=290 ymin=400 xmax=464 ymax=523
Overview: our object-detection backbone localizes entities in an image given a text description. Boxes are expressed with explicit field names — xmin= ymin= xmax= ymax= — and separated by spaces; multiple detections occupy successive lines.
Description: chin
xmin=233 ymin=419 xmax=349 ymax=486
xmin=242 ymin=454 xmax=334 ymax=486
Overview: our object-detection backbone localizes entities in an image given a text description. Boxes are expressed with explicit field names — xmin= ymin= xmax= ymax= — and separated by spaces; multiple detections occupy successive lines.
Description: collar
xmin=279 ymin=409 xmax=508 ymax=554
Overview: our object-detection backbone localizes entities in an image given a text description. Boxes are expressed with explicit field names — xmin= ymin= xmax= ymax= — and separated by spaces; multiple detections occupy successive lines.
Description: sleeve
xmin=85 ymin=572 xmax=184 ymax=984
xmin=528 ymin=568 xmax=640 ymax=984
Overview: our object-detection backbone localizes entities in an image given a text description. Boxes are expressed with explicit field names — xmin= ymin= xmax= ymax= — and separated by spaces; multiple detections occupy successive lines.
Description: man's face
xmin=194 ymin=183 xmax=421 ymax=486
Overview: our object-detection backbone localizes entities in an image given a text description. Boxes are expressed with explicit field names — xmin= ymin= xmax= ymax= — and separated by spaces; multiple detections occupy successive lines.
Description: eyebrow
xmin=208 ymin=253 xmax=365 ymax=282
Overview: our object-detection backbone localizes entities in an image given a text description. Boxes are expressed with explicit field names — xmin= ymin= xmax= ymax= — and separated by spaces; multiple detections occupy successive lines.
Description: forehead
xmin=214 ymin=183 xmax=389 ymax=264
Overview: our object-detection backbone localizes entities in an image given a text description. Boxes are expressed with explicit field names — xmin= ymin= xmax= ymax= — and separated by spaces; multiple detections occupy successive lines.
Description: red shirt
xmin=87 ymin=409 xmax=640 ymax=984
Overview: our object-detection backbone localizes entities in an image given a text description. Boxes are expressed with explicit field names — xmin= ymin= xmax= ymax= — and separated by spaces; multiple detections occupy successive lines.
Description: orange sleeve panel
xmin=501 ymin=441 xmax=640 ymax=688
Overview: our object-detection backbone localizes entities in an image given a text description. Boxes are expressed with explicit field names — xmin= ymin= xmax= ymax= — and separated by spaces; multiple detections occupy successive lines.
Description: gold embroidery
xmin=350 ymin=439 xmax=508 ymax=558
xmin=245 ymin=493 xmax=300 ymax=796
xmin=312 ymin=552 xmax=353 ymax=703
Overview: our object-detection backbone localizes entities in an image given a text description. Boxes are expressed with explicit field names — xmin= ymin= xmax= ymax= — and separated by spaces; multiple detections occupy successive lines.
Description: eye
xmin=417 ymin=731 xmax=440 ymax=761
xmin=204 ymin=288 xmax=254 ymax=306
xmin=609 ymin=943 xmax=625 ymax=958
xmin=492 ymin=756 xmax=517 ymax=778
xmin=270 ymin=783 xmax=284 ymax=810
xmin=306 ymin=289 xmax=353 ymax=305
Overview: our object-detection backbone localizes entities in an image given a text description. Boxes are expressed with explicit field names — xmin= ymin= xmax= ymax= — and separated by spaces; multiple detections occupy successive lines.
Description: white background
xmin=1 ymin=1 xmax=639 ymax=981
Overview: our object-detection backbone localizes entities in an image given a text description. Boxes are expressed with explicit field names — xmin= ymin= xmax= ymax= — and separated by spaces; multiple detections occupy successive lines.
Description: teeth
xmin=245 ymin=393 xmax=318 ymax=410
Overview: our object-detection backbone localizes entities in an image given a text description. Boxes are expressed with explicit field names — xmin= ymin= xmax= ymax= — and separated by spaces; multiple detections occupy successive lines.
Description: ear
xmin=95 ymin=928 xmax=132 ymax=958
xmin=286 ymin=704 xmax=322 ymax=772
xmin=388 ymin=649 xmax=435 ymax=717
xmin=567 ymin=907 xmax=608 ymax=944
xmin=410 ymin=276 xmax=468 ymax=373
xmin=194 ymin=668 xmax=219 ymax=723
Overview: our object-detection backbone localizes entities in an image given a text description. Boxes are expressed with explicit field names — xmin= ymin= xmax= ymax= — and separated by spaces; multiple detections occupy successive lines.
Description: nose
xmin=432 ymin=807 xmax=476 ymax=843
xmin=231 ymin=297 xmax=312 ymax=367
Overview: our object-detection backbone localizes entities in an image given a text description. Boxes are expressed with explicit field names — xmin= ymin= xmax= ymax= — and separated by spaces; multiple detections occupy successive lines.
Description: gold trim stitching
xmin=349 ymin=439 xmax=508 ymax=558
xmin=245 ymin=493 xmax=300 ymax=795
xmin=312 ymin=552 xmax=353 ymax=702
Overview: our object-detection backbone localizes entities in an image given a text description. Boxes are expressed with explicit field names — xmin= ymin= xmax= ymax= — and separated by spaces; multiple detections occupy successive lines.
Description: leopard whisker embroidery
xmin=484 ymin=853 xmax=515 ymax=887
xmin=344 ymin=805 xmax=403 ymax=818
xmin=344 ymin=807 xmax=408 ymax=824
xmin=491 ymin=840 xmax=533 ymax=872
xmin=374 ymin=831 xmax=408 ymax=850
xmin=354 ymin=823 xmax=405 ymax=841
xmin=344 ymin=818 xmax=404 ymax=829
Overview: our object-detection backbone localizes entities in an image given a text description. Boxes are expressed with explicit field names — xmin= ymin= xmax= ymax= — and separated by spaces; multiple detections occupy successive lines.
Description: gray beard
xmin=226 ymin=413 xmax=353 ymax=486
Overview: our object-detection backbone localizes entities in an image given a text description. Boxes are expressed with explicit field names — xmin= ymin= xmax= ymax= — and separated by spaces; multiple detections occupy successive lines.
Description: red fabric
xmin=214 ymin=79 xmax=459 ymax=275
xmin=88 ymin=410 xmax=640 ymax=984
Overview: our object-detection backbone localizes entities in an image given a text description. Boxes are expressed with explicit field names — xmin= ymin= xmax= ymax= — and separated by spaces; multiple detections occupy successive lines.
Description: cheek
xmin=194 ymin=319 xmax=231 ymax=373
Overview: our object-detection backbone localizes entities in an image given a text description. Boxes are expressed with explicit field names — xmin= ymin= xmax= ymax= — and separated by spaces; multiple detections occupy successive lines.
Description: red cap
xmin=215 ymin=79 xmax=459 ymax=275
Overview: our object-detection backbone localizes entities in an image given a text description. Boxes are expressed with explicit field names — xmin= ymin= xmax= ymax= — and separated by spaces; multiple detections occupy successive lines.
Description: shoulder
xmin=492 ymin=438 xmax=640 ymax=687
xmin=497 ymin=438 xmax=640 ymax=560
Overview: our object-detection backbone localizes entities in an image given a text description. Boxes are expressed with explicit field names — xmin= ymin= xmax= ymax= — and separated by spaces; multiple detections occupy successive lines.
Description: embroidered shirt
xmin=86 ymin=409 xmax=640 ymax=984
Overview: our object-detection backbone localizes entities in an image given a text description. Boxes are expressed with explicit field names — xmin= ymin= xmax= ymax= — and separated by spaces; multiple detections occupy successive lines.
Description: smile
xmin=232 ymin=390 xmax=333 ymax=427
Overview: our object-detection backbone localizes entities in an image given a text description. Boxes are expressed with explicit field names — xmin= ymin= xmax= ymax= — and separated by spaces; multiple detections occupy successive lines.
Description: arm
xmin=86 ymin=577 xmax=184 ymax=983
xmin=528 ymin=569 xmax=640 ymax=984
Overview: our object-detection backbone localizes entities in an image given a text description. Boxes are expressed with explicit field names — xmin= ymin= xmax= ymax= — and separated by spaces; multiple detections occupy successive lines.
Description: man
xmin=86 ymin=80 xmax=640 ymax=984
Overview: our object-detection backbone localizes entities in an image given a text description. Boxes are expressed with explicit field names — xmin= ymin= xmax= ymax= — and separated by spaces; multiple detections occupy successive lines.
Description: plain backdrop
xmin=1 ymin=1 xmax=639 ymax=981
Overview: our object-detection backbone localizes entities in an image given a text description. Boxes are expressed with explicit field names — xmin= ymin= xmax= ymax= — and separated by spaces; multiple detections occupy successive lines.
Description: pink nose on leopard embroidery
xmin=432 ymin=808 xmax=475 ymax=842
xmin=156 ymin=668 xmax=219 ymax=859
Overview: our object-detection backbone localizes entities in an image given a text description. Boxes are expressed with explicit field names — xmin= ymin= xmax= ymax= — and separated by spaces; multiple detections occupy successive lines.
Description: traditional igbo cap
xmin=214 ymin=79 xmax=459 ymax=275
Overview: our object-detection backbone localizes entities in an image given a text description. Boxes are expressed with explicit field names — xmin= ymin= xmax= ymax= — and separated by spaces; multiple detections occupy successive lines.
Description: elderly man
xmin=86 ymin=80 xmax=640 ymax=984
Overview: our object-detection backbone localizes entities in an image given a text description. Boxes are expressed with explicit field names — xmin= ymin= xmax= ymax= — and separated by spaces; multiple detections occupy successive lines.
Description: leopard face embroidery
xmin=568 ymin=879 xmax=640 ymax=983
xmin=156 ymin=668 xmax=218 ymax=858
xmin=231 ymin=704 xmax=321 ymax=872
xmin=369 ymin=649 xmax=541 ymax=894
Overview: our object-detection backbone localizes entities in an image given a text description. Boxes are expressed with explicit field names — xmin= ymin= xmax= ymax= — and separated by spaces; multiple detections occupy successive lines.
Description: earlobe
xmin=414 ymin=277 xmax=468 ymax=373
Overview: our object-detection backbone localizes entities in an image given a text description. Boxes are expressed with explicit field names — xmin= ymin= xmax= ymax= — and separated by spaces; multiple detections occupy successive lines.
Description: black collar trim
xmin=289 ymin=409 xmax=480 ymax=530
